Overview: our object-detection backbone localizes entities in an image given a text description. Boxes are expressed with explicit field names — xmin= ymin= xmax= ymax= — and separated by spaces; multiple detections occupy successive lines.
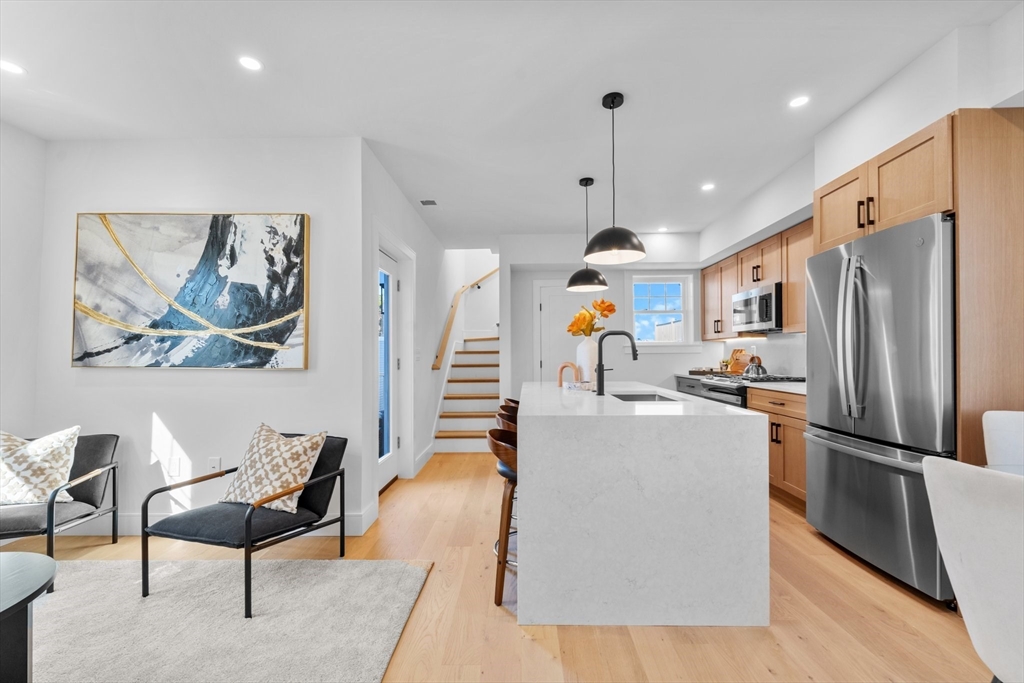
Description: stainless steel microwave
xmin=732 ymin=282 xmax=782 ymax=332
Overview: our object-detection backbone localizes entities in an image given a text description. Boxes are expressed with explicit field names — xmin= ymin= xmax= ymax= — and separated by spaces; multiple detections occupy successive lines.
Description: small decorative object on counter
xmin=557 ymin=362 xmax=581 ymax=388
xmin=567 ymin=299 xmax=616 ymax=382
xmin=720 ymin=359 xmax=731 ymax=372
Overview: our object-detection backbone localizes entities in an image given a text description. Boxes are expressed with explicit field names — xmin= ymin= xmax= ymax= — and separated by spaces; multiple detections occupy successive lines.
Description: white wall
xmin=0 ymin=122 xmax=47 ymax=435
xmin=697 ymin=153 xmax=814 ymax=264
xmin=31 ymin=137 xmax=378 ymax=533
xmin=459 ymin=249 xmax=500 ymax=337
xmin=815 ymin=9 xmax=1024 ymax=187
xmin=361 ymin=142 xmax=448 ymax=479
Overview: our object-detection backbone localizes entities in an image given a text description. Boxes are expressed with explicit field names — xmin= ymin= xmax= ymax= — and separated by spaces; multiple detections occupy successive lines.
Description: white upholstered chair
xmin=923 ymin=457 xmax=1024 ymax=683
xmin=984 ymin=411 xmax=1024 ymax=476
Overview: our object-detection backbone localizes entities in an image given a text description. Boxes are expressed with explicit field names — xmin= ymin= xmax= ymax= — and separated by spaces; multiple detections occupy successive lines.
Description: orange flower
xmin=567 ymin=309 xmax=593 ymax=336
xmin=592 ymin=299 xmax=616 ymax=318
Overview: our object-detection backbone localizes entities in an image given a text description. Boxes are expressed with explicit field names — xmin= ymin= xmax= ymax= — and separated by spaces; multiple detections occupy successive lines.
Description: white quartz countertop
xmin=519 ymin=380 xmax=756 ymax=417
xmin=676 ymin=373 xmax=807 ymax=396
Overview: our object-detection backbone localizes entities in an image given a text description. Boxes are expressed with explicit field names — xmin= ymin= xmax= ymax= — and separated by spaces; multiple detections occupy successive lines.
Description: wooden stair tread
xmin=452 ymin=363 xmax=499 ymax=368
xmin=455 ymin=350 xmax=498 ymax=354
xmin=448 ymin=377 xmax=499 ymax=383
xmin=444 ymin=393 xmax=499 ymax=400
xmin=440 ymin=411 xmax=498 ymax=419
xmin=435 ymin=430 xmax=487 ymax=439
xmin=464 ymin=336 xmax=499 ymax=342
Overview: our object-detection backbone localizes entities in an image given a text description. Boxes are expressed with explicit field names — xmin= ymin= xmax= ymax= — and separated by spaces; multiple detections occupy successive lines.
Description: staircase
xmin=434 ymin=336 xmax=500 ymax=453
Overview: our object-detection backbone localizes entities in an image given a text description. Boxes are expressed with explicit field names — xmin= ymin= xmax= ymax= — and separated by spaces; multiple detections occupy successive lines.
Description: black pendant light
xmin=566 ymin=177 xmax=609 ymax=292
xmin=584 ymin=92 xmax=647 ymax=265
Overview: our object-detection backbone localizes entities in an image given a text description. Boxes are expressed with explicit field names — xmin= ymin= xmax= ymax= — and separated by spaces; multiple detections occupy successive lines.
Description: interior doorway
xmin=535 ymin=281 xmax=596 ymax=383
xmin=378 ymin=250 xmax=399 ymax=490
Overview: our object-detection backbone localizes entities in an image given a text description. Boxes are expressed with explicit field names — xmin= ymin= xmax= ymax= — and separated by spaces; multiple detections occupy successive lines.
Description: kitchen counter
xmin=676 ymin=373 xmax=807 ymax=396
xmin=516 ymin=381 xmax=769 ymax=626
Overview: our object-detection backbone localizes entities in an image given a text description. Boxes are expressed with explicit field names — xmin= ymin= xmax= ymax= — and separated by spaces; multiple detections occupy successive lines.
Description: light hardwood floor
xmin=3 ymin=452 xmax=991 ymax=682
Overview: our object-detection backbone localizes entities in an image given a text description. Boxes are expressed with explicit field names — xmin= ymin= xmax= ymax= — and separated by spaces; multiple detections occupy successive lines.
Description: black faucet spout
xmin=596 ymin=330 xmax=639 ymax=396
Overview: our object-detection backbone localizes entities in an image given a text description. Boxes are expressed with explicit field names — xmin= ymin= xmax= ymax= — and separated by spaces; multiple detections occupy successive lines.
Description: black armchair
xmin=141 ymin=434 xmax=347 ymax=618
xmin=0 ymin=434 xmax=120 ymax=591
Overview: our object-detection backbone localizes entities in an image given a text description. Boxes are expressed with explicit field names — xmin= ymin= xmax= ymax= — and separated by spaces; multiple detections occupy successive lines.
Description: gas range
xmin=696 ymin=374 xmax=806 ymax=407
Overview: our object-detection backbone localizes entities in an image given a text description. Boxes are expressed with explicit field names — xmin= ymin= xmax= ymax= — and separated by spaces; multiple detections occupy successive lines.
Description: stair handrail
xmin=432 ymin=267 xmax=498 ymax=370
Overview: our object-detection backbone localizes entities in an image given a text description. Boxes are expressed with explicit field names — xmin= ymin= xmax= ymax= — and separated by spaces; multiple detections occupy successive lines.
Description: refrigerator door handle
xmin=836 ymin=257 xmax=852 ymax=416
xmin=804 ymin=431 xmax=924 ymax=474
xmin=845 ymin=255 xmax=864 ymax=418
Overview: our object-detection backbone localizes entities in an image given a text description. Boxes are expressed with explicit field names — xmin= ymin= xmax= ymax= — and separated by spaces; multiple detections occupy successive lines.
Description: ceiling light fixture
xmin=701 ymin=183 xmax=715 ymax=191
xmin=238 ymin=56 xmax=263 ymax=71
xmin=789 ymin=96 xmax=809 ymax=108
xmin=658 ymin=227 xmax=668 ymax=233
xmin=0 ymin=60 xmax=26 ymax=75
xmin=567 ymin=178 xmax=609 ymax=292
xmin=584 ymin=92 xmax=647 ymax=266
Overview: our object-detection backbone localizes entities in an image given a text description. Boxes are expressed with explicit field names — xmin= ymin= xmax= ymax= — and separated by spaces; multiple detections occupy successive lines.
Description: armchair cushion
xmin=66 ymin=434 xmax=119 ymax=507
xmin=1 ymin=426 xmax=80 ymax=505
xmin=147 ymin=502 xmax=320 ymax=549
xmin=220 ymin=425 xmax=326 ymax=514
xmin=0 ymin=501 xmax=96 ymax=536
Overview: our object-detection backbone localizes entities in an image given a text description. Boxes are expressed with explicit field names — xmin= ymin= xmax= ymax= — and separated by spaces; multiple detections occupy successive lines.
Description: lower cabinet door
xmin=777 ymin=415 xmax=807 ymax=500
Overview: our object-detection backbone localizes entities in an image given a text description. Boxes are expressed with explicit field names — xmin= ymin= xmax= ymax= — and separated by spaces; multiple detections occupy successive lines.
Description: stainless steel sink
xmin=610 ymin=393 xmax=679 ymax=402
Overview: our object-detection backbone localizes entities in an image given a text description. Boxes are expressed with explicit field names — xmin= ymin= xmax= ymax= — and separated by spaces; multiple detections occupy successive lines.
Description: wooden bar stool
xmin=487 ymin=428 xmax=517 ymax=606
xmin=503 ymin=398 xmax=519 ymax=407
xmin=499 ymin=403 xmax=518 ymax=417
xmin=496 ymin=410 xmax=517 ymax=432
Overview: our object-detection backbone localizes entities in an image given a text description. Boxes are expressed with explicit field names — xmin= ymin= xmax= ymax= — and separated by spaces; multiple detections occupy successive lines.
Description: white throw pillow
xmin=1 ymin=426 xmax=81 ymax=505
xmin=220 ymin=424 xmax=326 ymax=514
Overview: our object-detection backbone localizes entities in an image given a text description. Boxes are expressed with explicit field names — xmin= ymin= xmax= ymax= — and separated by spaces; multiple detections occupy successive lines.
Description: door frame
xmin=532 ymin=278 xmax=575 ymax=383
xmin=372 ymin=220 xmax=417 ymax=487
xmin=377 ymin=250 xmax=399 ymax=490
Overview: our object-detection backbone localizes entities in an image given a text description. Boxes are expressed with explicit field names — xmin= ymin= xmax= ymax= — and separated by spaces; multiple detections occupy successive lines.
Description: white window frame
xmin=622 ymin=272 xmax=703 ymax=354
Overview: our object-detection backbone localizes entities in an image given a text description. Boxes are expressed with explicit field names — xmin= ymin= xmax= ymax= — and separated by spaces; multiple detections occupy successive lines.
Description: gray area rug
xmin=31 ymin=559 xmax=430 ymax=683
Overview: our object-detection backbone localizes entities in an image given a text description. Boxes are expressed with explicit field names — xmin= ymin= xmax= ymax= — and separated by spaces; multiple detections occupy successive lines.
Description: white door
xmin=377 ymin=251 xmax=399 ymax=491
xmin=538 ymin=285 xmax=596 ymax=383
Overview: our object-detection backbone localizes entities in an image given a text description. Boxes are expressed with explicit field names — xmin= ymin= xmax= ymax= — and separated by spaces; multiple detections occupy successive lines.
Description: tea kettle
xmin=742 ymin=345 xmax=768 ymax=377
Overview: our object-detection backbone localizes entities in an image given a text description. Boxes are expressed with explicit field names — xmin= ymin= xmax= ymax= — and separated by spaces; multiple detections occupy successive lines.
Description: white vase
xmin=576 ymin=336 xmax=599 ymax=383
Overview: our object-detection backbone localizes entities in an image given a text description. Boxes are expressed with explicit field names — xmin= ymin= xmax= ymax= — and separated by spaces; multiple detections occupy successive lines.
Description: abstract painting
xmin=72 ymin=213 xmax=309 ymax=368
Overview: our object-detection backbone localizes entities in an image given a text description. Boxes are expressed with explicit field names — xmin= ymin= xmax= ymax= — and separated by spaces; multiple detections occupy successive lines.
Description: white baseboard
xmin=414 ymin=442 xmax=435 ymax=476
xmin=51 ymin=504 xmax=377 ymax=537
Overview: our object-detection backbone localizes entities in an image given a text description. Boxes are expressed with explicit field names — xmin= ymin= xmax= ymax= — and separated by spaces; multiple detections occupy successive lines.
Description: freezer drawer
xmin=804 ymin=428 xmax=953 ymax=600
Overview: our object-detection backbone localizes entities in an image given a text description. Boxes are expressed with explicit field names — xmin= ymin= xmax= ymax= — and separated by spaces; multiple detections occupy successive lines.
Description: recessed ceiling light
xmin=658 ymin=227 xmax=668 ymax=233
xmin=701 ymin=183 xmax=715 ymax=191
xmin=0 ymin=60 xmax=27 ymax=75
xmin=238 ymin=56 xmax=263 ymax=71
xmin=789 ymin=96 xmax=809 ymax=108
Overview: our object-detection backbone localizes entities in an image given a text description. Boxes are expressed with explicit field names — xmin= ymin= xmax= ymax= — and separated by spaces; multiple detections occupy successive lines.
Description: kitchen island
xmin=516 ymin=381 xmax=769 ymax=626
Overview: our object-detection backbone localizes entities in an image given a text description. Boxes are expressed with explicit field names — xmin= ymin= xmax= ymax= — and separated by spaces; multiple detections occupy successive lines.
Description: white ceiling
xmin=0 ymin=1 xmax=1016 ymax=247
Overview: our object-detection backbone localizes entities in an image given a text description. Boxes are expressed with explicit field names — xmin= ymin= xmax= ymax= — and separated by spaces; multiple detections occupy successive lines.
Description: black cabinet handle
xmin=754 ymin=265 xmax=761 ymax=282
xmin=771 ymin=422 xmax=782 ymax=443
xmin=768 ymin=400 xmax=786 ymax=406
xmin=857 ymin=200 xmax=866 ymax=229
xmin=770 ymin=423 xmax=777 ymax=443
xmin=866 ymin=196 xmax=875 ymax=226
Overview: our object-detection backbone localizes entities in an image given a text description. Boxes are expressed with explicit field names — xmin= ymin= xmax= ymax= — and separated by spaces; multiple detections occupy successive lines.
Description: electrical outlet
xmin=208 ymin=457 xmax=221 ymax=472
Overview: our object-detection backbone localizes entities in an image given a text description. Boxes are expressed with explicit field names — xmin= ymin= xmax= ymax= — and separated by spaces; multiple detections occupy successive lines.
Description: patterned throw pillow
xmin=1 ymin=426 xmax=81 ymax=505
xmin=220 ymin=424 xmax=327 ymax=514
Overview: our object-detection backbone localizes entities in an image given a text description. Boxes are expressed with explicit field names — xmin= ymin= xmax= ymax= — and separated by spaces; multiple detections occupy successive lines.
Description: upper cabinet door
xmin=701 ymin=265 xmax=721 ymax=341
xmin=781 ymin=219 xmax=813 ymax=334
xmin=867 ymin=116 xmax=953 ymax=233
xmin=718 ymin=255 xmax=739 ymax=338
xmin=758 ymin=234 xmax=782 ymax=285
xmin=737 ymin=244 xmax=761 ymax=291
xmin=813 ymin=163 xmax=869 ymax=254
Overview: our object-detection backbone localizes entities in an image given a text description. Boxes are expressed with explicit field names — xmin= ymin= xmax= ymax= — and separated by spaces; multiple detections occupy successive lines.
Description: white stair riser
xmin=439 ymin=417 xmax=499 ymax=431
xmin=444 ymin=398 xmax=500 ymax=412
xmin=434 ymin=438 xmax=490 ymax=453
xmin=463 ymin=339 xmax=499 ymax=352
xmin=450 ymin=365 xmax=500 ymax=379
xmin=446 ymin=381 xmax=499 ymax=395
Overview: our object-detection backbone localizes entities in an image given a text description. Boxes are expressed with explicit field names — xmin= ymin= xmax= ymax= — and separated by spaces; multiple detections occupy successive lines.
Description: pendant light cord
xmin=611 ymin=106 xmax=616 ymax=227
xmin=584 ymin=183 xmax=590 ymax=270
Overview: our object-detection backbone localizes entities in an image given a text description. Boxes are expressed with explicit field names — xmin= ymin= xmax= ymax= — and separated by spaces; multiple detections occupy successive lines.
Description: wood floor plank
xmin=2 ymin=453 xmax=991 ymax=683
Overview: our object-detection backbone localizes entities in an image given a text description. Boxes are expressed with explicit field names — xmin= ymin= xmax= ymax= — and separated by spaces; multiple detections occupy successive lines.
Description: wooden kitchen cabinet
xmin=737 ymin=234 xmax=782 ymax=291
xmin=701 ymin=255 xmax=738 ymax=341
xmin=867 ymin=116 xmax=953 ymax=233
xmin=780 ymin=219 xmax=813 ymax=333
xmin=813 ymin=115 xmax=953 ymax=253
xmin=813 ymin=162 xmax=869 ymax=253
xmin=749 ymin=388 xmax=807 ymax=502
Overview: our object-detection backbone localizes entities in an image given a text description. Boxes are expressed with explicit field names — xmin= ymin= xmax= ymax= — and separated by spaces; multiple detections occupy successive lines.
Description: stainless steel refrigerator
xmin=805 ymin=213 xmax=955 ymax=601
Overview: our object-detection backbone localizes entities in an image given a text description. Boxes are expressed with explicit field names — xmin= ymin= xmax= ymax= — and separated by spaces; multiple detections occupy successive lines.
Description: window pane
xmin=650 ymin=283 xmax=665 ymax=297
xmin=633 ymin=283 xmax=649 ymax=297
xmin=634 ymin=314 xmax=656 ymax=342
xmin=635 ymin=313 xmax=683 ymax=342
xmin=634 ymin=297 xmax=649 ymax=311
xmin=667 ymin=283 xmax=682 ymax=297
xmin=651 ymin=297 xmax=667 ymax=311
xmin=666 ymin=297 xmax=682 ymax=311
